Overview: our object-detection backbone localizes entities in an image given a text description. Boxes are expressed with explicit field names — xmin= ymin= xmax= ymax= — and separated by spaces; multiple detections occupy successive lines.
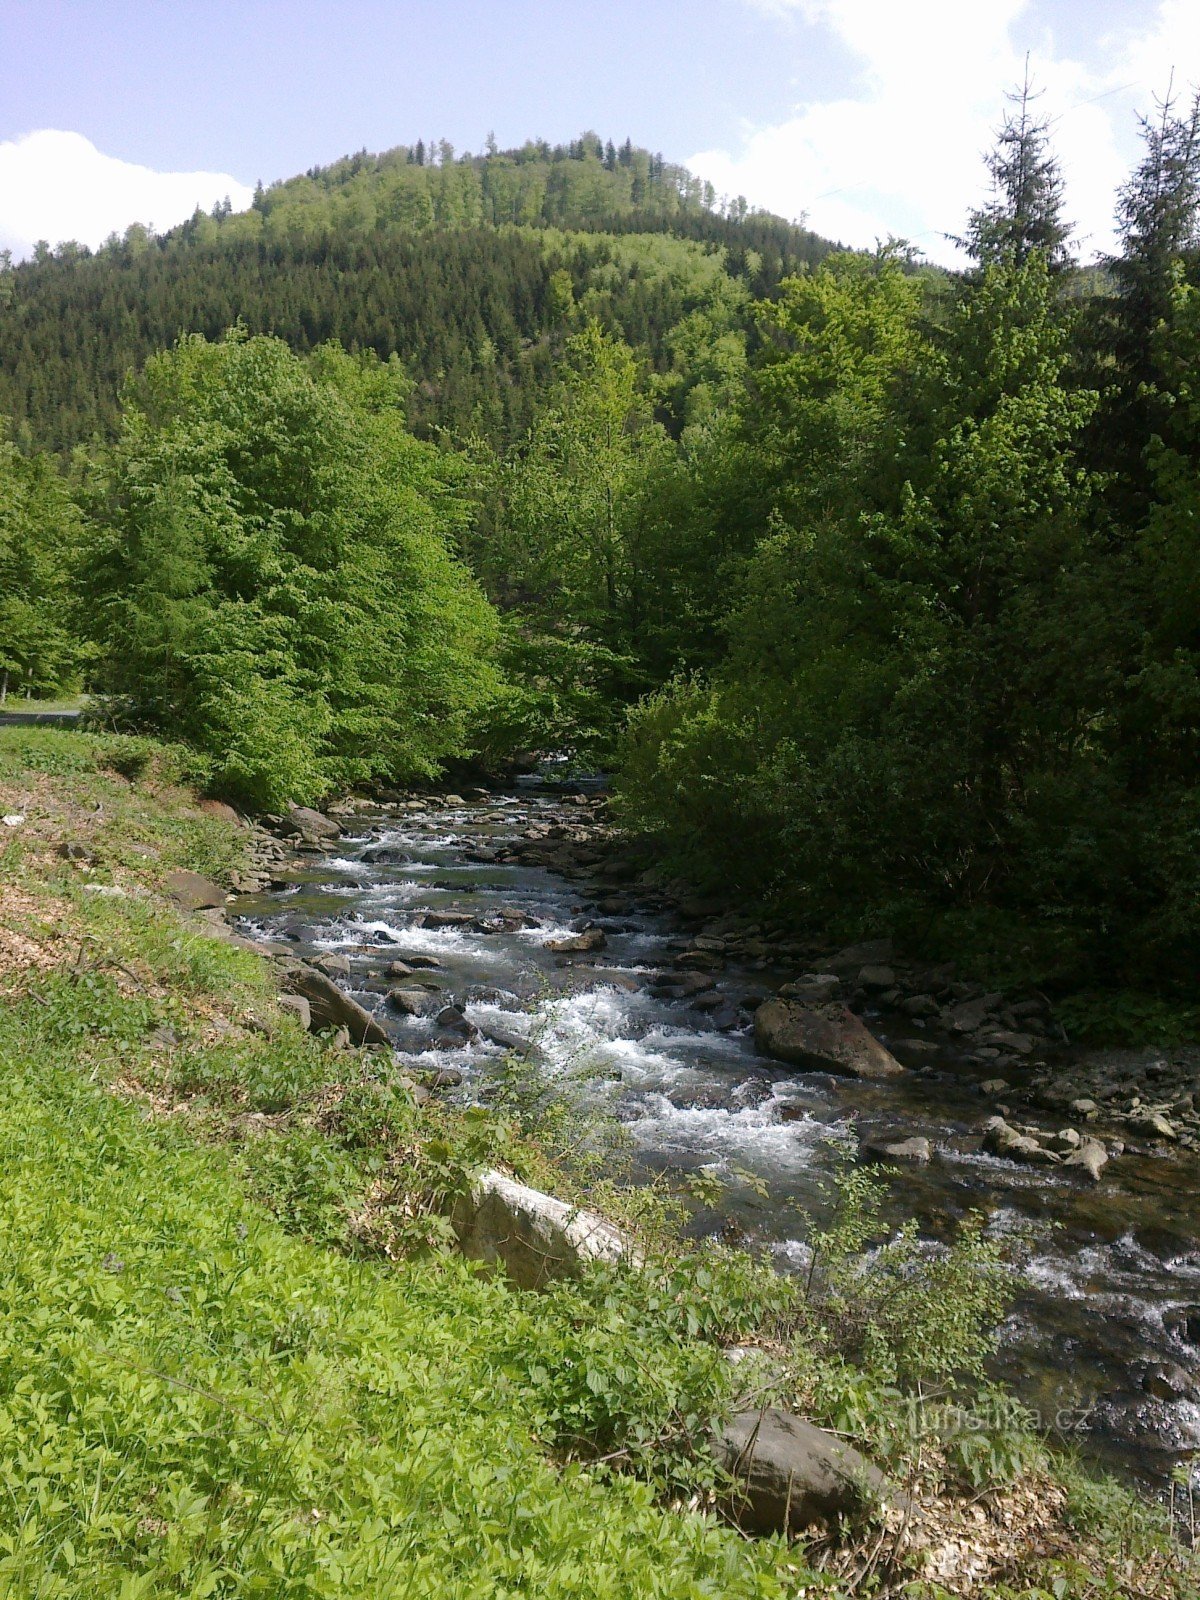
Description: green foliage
xmin=81 ymin=330 xmax=505 ymax=808
xmin=0 ymin=139 xmax=833 ymax=455
xmin=0 ymin=429 xmax=88 ymax=698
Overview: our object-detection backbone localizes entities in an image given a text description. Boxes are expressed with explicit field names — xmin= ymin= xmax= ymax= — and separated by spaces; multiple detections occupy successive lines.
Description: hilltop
xmin=0 ymin=135 xmax=837 ymax=452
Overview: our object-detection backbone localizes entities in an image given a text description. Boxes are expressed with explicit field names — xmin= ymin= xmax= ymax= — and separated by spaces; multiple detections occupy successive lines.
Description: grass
xmin=0 ymin=725 xmax=1194 ymax=1599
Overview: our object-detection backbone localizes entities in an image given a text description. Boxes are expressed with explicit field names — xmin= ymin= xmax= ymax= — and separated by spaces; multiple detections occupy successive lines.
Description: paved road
xmin=0 ymin=710 xmax=82 ymax=727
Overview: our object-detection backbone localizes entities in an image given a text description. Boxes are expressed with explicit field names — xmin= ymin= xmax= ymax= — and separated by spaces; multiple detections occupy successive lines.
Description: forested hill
xmin=0 ymin=136 xmax=836 ymax=453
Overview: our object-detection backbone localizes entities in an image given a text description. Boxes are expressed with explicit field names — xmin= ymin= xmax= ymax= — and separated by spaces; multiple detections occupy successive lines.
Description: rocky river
xmin=231 ymin=772 xmax=1200 ymax=1494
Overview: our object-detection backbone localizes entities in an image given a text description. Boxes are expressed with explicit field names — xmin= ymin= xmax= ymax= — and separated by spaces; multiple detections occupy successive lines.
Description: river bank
xmin=2 ymin=726 xmax=1196 ymax=1596
xmin=231 ymin=775 xmax=1200 ymax=1493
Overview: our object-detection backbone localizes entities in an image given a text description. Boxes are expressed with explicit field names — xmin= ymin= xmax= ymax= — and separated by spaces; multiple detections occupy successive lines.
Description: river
xmin=233 ymin=774 xmax=1200 ymax=1494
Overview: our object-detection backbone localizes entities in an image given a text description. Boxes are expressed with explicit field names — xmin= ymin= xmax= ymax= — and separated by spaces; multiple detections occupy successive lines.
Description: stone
xmin=860 ymin=1134 xmax=932 ymax=1166
xmin=387 ymin=987 xmax=430 ymax=1016
xmin=715 ymin=1409 xmax=892 ymax=1535
xmin=287 ymin=805 xmax=340 ymax=840
xmin=979 ymin=1078 xmax=1010 ymax=1096
xmin=1136 ymin=1110 xmax=1178 ymax=1141
xmin=58 ymin=840 xmax=97 ymax=863
xmin=281 ymin=965 xmax=390 ymax=1046
xmin=415 ymin=910 xmax=474 ymax=929
xmin=546 ymin=927 xmax=607 ymax=954
xmin=313 ymin=952 xmax=351 ymax=978
xmin=982 ymin=1117 xmax=1060 ymax=1166
xmin=1070 ymin=1098 xmax=1099 ymax=1118
xmin=277 ymin=993 xmax=312 ymax=1031
xmin=857 ymin=965 xmax=896 ymax=990
xmin=1143 ymin=1363 xmax=1199 ymax=1402
xmin=435 ymin=1005 xmax=480 ymax=1042
xmin=83 ymin=883 xmax=127 ymax=899
xmin=987 ymin=1029 xmax=1035 ymax=1055
xmin=826 ymin=939 xmax=894 ymax=974
xmin=165 ymin=869 xmax=227 ymax=911
xmin=451 ymin=1169 xmax=633 ymax=1289
xmin=197 ymin=798 xmax=243 ymax=826
xmin=1063 ymin=1137 xmax=1108 ymax=1182
xmin=780 ymin=974 xmax=841 ymax=1004
xmin=754 ymin=1001 xmax=905 ymax=1081
xmin=901 ymin=993 xmax=939 ymax=1019
xmin=945 ymin=993 xmax=1003 ymax=1034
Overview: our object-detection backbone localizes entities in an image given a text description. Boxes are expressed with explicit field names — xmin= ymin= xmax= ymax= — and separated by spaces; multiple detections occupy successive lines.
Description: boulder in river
xmin=287 ymin=805 xmax=341 ymax=840
xmin=546 ymin=927 xmax=607 ymax=954
xmin=754 ymin=1001 xmax=905 ymax=1080
xmin=860 ymin=1134 xmax=932 ymax=1166
xmin=281 ymin=965 xmax=390 ymax=1046
xmin=715 ymin=1409 xmax=893 ymax=1535
xmin=1063 ymin=1136 xmax=1109 ymax=1182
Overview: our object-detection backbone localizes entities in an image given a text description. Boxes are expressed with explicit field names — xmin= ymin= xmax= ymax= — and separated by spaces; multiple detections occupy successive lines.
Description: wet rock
xmin=780 ymin=973 xmax=841 ymax=1004
xmin=1070 ymin=1098 xmax=1099 ymax=1118
xmin=1063 ymin=1137 xmax=1108 ymax=1182
xmin=754 ymin=1001 xmax=905 ymax=1081
xmin=277 ymin=993 xmax=312 ymax=1031
xmin=979 ymin=1077 xmax=1010 ymax=1096
xmin=451 ymin=1169 xmax=633 ymax=1289
xmin=414 ymin=910 xmax=475 ymax=929
xmin=1143 ymin=1363 xmax=1200 ymax=1402
xmin=860 ymin=1134 xmax=932 ymax=1166
xmin=546 ymin=927 xmax=607 ymax=953
xmin=387 ymin=986 xmax=430 ymax=1016
xmin=402 ymin=954 xmax=442 ymax=970
xmin=945 ymin=993 xmax=1003 ymax=1034
xmin=651 ymin=971 xmax=715 ymax=999
xmin=281 ymin=965 xmax=390 ymax=1046
xmin=313 ymin=952 xmax=351 ymax=978
xmin=287 ymin=805 xmax=340 ymax=840
xmin=981 ymin=1117 xmax=1060 ymax=1166
xmin=435 ymin=1004 xmax=480 ymax=1042
xmin=1165 ymin=1308 xmax=1200 ymax=1346
xmin=385 ymin=960 xmax=414 ymax=978
xmin=165 ymin=869 xmax=227 ymax=911
xmin=715 ymin=1409 xmax=893 ymax=1535
xmin=361 ymin=846 xmax=410 ymax=865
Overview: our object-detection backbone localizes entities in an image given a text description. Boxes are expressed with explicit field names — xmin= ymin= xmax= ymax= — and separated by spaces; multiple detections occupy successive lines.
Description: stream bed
xmin=234 ymin=777 xmax=1200 ymax=1493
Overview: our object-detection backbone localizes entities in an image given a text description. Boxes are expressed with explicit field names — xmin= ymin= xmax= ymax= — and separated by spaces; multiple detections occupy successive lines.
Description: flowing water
xmin=234 ymin=778 xmax=1200 ymax=1493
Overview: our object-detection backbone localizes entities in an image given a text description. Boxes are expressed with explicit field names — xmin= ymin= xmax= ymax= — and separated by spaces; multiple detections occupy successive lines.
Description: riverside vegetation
xmin=0 ymin=724 xmax=1194 ymax=1597
xmin=0 ymin=86 xmax=1198 ymax=1595
xmin=2 ymin=103 xmax=1199 ymax=1027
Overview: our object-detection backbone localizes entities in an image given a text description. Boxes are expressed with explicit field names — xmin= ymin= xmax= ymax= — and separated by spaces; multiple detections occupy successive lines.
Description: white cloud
xmin=693 ymin=0 xmax=1200 ymax=266
xmin=0 ymin=130 xmax=253 ymax=259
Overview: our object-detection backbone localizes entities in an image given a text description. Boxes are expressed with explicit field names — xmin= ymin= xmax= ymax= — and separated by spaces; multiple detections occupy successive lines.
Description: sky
xmin=0 ymin=0 xmax=1197 ymax=266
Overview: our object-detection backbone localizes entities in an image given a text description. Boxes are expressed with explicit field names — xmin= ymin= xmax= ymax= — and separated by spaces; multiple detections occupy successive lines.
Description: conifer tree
xmin=960 ymin=67 xmax=1072 ymax=271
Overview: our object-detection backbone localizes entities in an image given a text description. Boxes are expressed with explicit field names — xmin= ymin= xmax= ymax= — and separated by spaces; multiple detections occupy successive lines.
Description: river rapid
xmin=233 ymin=775 xmax=1200 ymax=1494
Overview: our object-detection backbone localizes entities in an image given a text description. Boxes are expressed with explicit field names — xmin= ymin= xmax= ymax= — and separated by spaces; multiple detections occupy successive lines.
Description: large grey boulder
xmin=716 ymin=1409 xmax=892 ymax=1535
xmin=165 ymin=869 xmax=227 ymax=911
xmin=451 ymin=1170 xmax=633 ymax=1290
xmin=287 ymin=805 xmax=341 ymax=840
xmin=754 ymin=1001 xmax=905 ymax=1080
xmin=281 ymin=965 xmax=390 ymax=1046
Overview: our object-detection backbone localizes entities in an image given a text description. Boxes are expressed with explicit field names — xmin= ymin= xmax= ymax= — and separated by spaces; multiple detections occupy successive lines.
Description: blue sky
xmin=1 ymin=0 xmax=1196 ymax=264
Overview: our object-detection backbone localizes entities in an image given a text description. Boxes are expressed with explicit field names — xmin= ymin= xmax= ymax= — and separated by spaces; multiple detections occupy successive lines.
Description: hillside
xmin=0 ymin=136 xmax=837 ymax=452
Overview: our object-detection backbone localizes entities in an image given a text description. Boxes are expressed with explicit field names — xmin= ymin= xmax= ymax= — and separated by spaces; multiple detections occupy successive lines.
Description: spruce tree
xmin=961 ymin=67 xmax=1072 ymax=271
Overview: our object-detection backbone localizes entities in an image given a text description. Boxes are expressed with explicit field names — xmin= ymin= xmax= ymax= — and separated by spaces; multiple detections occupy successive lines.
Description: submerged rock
xmin=754 ymin=1001 xmax=905 ymax=1080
